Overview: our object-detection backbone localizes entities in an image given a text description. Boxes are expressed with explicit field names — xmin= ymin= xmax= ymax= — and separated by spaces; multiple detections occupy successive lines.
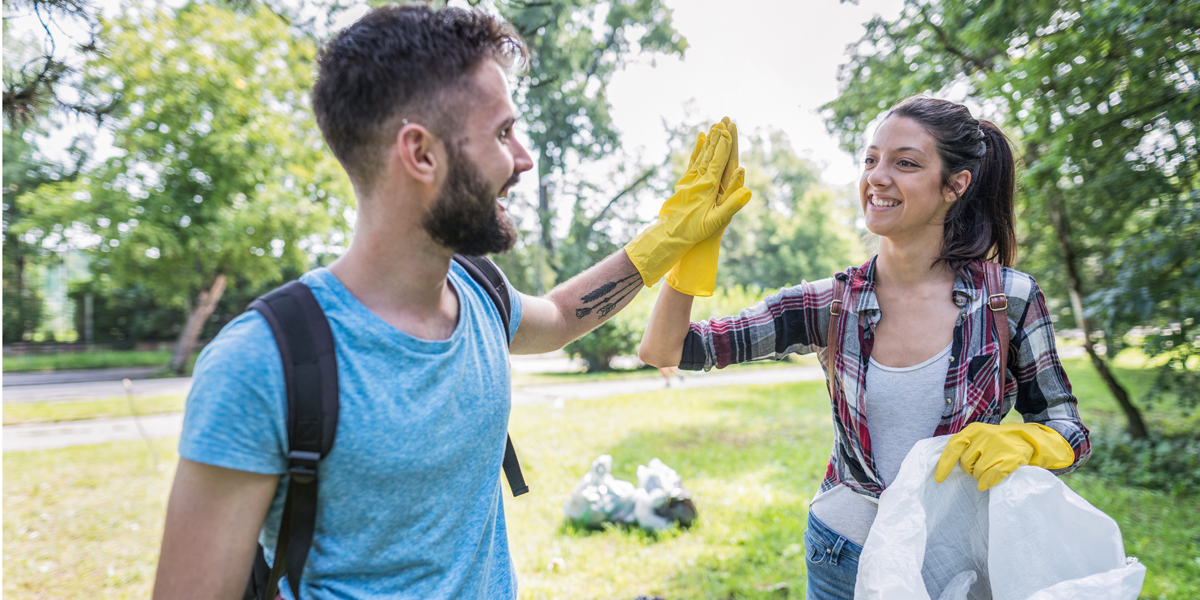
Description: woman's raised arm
xmin=638 ymin=284 xmax=696 ymax=368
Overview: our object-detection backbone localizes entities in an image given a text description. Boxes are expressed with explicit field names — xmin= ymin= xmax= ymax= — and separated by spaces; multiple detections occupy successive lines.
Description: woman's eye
xmin=898 ymin=159 xmax=917 ymax=167
xmin=863 ymin=156 xmax=877 ymax=165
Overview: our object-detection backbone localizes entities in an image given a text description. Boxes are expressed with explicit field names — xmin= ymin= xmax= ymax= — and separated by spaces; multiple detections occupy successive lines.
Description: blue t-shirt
xmin=179 ymin=264 xmax=523 ymax=600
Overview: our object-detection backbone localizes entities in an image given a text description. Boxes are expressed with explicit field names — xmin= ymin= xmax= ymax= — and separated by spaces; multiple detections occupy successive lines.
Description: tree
xmin=821 ymin=0 xmax=1199 ymax=438
xmin=60 ymin=2 xmax=353 ymax=372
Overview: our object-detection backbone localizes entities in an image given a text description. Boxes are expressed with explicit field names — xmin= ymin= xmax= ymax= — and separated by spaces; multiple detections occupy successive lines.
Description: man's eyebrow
xmin=496 ymin=116 xmax=516 ymax=131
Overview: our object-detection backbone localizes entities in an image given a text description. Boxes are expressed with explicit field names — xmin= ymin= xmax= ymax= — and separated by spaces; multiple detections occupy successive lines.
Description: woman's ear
xmin=945 ymin=169 xmax=972 ymax=203
xmin=394 ymin=122 xmax=440 ymax=185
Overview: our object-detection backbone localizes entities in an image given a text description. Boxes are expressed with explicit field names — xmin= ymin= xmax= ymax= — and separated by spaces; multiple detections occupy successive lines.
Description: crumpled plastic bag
xmin=562 ymin=455 xmax=635 ymax=526
xmin=855 ymin=437 xmax=1145 ymax=600
xmin=563 ymin=455 xmax=696 ymax=531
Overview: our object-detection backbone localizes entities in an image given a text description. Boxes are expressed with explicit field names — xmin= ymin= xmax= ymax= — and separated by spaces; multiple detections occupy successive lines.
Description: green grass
xmin=3 ymin=396 xmax=187 ymax=426
xmin=4 ymin=362 xmax=1197 ymax=598
xmin=2 ymin=350 xmax=172 ymax=373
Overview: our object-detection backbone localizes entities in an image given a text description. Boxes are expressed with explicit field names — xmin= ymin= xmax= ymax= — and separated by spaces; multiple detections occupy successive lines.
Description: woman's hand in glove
xmin=935 ymin=422 xmax=1075 ymax=491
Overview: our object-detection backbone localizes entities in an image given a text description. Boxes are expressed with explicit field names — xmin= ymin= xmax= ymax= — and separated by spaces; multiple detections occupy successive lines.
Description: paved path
xmin=3 ymin=366 xmax=824 ymax=453
xmin=3 ymin=366 xmax=161 ymax=387
xmin=3 ymin=377 xmax=193 ymax=403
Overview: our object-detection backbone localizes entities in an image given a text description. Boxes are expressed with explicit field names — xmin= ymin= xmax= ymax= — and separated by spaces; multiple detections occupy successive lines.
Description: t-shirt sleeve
xmin=178 ymin=311 xmax=289 ymax=475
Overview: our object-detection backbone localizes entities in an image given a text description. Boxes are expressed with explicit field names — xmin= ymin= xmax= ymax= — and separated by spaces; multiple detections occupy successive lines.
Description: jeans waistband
xmin=807 ymin=510 xmax=863 ymax=562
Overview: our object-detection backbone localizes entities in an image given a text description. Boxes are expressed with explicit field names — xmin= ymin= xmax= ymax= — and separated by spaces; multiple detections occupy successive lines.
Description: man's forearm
xmin=510 ymin=250 xmax=645 ymax=354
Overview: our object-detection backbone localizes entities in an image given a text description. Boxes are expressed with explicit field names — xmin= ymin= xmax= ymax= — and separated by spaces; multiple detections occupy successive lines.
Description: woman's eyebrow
xmin=867 ymin=144 xmax=929 ymax=157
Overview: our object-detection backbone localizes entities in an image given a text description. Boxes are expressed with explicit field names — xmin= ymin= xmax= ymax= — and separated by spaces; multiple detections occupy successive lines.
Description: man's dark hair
xmin=312 ymin=5 xmax=527 ymax=187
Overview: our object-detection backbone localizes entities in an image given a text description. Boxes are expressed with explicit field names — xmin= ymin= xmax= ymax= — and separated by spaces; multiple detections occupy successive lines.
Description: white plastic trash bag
xmin=563 ymin=455 xmax=697 ymax=530
xmin=562 ymin=454 xmax=636 ymax=526
xmin=855 ymin=436 xmax=1145 ymax=600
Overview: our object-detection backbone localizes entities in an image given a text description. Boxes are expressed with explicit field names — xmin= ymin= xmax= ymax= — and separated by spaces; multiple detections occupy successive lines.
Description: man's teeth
xmin=871 ymin=197 xmax=899 ymax=207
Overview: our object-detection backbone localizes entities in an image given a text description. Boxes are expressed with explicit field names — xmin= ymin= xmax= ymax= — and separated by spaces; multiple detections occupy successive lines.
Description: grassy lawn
xmin=3 ymin=396 xmax=188 ymax=426
xmin=2 ymin=350 xmax=173 ymax=373
xmin=4 ymin=362 xmax=1198 ymax=598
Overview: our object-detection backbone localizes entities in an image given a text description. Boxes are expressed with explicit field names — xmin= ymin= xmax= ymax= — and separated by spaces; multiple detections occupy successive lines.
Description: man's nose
xmin=512 ymin=138 xmax=534 ymax=174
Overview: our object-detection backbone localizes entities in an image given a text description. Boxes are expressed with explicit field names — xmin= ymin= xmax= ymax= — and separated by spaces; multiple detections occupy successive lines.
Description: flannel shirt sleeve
xmin=1007 ymin=275 xmax=1091 ymax=472
xmin=678 ymin=278 xmax=834 ymax=371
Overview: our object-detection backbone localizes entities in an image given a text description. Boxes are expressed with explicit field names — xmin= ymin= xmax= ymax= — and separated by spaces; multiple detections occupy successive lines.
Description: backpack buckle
xmin=288 ymin=450 xmax=321 ymax=484
xmin=988 ymin=293 xmax=1008 ymax=312
xmin=830 ymin=299 xmax=843 ymax=317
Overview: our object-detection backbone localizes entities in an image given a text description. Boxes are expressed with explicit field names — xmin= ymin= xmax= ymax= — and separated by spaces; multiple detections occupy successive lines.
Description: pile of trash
xmin=563 ymin=455 xmax=697 ymax=531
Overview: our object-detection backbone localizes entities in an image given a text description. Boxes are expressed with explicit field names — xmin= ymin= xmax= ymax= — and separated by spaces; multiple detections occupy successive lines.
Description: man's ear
xmin=945 ymin=169 xmax=972 ymax=203
xmin=394 ymin=122 xmax=440 ymax=185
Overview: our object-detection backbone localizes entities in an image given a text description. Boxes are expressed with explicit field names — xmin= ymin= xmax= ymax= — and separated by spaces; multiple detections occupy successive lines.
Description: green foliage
xmin=67 ymin=278 xmax=183 ymax=345
xmin=71 ymin=2 xmax=352 ymax=307
xmin=1084 ymin=424 xmax=1200 ymax=496
xmin=1 ymin=125 xmax=84 ymax=343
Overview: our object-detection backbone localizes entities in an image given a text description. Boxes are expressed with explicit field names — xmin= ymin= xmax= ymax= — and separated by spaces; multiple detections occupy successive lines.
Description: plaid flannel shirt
xmin=679 ymin=257 xmax=1091 ymax=499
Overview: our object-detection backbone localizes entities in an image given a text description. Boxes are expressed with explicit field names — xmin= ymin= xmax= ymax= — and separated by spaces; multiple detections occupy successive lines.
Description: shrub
xmin=1082 ymin=424 xmax=1200 ymax=496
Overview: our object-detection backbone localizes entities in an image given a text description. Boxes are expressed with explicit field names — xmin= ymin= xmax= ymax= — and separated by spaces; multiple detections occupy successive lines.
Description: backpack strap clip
xmin=288 ymin=450 xmax=321 ymax=484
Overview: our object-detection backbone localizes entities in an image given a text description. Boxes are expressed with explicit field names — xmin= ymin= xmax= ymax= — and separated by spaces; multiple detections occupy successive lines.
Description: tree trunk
xmin=1046 ymin=192 xmax=1149 ymax=439
xmin=169 ymin=273 xmax=227 ymax=375
xmin=537 ymin=171 xmax=557 ymax=289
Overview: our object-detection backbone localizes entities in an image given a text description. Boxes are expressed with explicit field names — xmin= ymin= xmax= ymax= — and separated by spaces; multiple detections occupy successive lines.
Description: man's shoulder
xmin=193 ymin=309 xmax=279 ymax=381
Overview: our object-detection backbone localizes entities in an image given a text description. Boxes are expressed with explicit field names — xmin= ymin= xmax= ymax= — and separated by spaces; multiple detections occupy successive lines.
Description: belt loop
xmin=830 ymin=536 xmax=847 ymax=566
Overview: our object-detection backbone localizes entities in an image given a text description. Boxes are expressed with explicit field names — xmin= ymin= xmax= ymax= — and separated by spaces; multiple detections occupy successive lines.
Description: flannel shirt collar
xmin=847 ymin=255 xmax=980 ymax=313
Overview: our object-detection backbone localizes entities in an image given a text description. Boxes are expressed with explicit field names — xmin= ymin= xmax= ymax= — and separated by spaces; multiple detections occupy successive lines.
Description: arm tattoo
xmin=575 ymin=273 xmax=642 ymax=319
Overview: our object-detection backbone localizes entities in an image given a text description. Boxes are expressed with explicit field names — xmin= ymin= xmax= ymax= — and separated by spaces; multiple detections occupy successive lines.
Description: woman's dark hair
xmin=312 ymin=5 xmax=527 ymax=187
xmin=885 ymin=96 xmax=1017 ymax=279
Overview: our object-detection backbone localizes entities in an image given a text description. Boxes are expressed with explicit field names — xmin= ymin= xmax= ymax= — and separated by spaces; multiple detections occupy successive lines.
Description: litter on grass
xmin=563 ymin=455 xmax=697 ymax=531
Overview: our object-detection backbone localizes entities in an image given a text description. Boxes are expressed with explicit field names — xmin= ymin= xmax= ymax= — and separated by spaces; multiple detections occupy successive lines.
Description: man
xmin=153 ymin=5 xmax=748 ymax=599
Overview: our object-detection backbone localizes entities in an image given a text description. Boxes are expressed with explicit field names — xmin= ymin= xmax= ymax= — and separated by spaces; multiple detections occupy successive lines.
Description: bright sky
xmin=606 ymin=0 xmax=903 ymax=186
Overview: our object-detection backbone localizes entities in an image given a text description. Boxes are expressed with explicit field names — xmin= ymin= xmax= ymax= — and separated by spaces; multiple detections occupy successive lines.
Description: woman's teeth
xmin=871 ymin=197 xmax=899 ymax=207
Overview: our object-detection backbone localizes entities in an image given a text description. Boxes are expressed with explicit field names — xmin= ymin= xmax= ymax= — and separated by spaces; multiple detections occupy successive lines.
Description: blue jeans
xmin=804 ymin=511 xmax=862 ymax=599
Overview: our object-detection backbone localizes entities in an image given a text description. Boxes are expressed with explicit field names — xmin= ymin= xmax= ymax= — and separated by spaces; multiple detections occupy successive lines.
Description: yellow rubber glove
xmin=935 ymin=422 xmax=1075 ymax=491
xmin=625 ymin=123 xmax=746 ymax=287
xmin=666 ymin=117 xmax=750 ymax=296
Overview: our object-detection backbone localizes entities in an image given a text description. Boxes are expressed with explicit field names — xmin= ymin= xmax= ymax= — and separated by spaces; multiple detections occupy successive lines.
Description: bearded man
xmin=152 ymin=5 xmax=748 ymax=599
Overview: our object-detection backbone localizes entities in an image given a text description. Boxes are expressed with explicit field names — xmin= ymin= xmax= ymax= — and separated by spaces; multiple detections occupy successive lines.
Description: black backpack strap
xmin=451 ymin=254 xmax=528 ymax=497
xmin=248 ymin=281 xmax=339 ymax=600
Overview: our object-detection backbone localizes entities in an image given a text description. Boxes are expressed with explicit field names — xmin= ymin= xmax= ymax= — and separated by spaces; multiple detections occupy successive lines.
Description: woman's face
xmin=859 ymin=116 xmax=966 ymax=243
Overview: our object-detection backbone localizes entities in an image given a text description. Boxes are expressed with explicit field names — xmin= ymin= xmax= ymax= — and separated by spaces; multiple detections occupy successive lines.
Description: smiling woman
xmin=639 ymin=95 xmax=1090 ymax=599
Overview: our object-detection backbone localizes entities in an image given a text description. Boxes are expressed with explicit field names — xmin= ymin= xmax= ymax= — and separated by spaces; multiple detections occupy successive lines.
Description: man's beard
xmin=422 ymin=142 xmax=518 ymax=256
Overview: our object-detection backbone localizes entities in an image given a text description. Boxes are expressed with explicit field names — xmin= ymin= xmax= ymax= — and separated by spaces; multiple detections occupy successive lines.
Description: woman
xmin=638 ymin=96 xmax=1090 ymax=599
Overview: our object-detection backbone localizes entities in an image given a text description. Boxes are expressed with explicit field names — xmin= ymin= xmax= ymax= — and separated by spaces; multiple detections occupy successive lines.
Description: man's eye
xmin=863 ymin=157 xmax=877 ymax=165
xmin=499 ymin=128 xmax=511 ymax=141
